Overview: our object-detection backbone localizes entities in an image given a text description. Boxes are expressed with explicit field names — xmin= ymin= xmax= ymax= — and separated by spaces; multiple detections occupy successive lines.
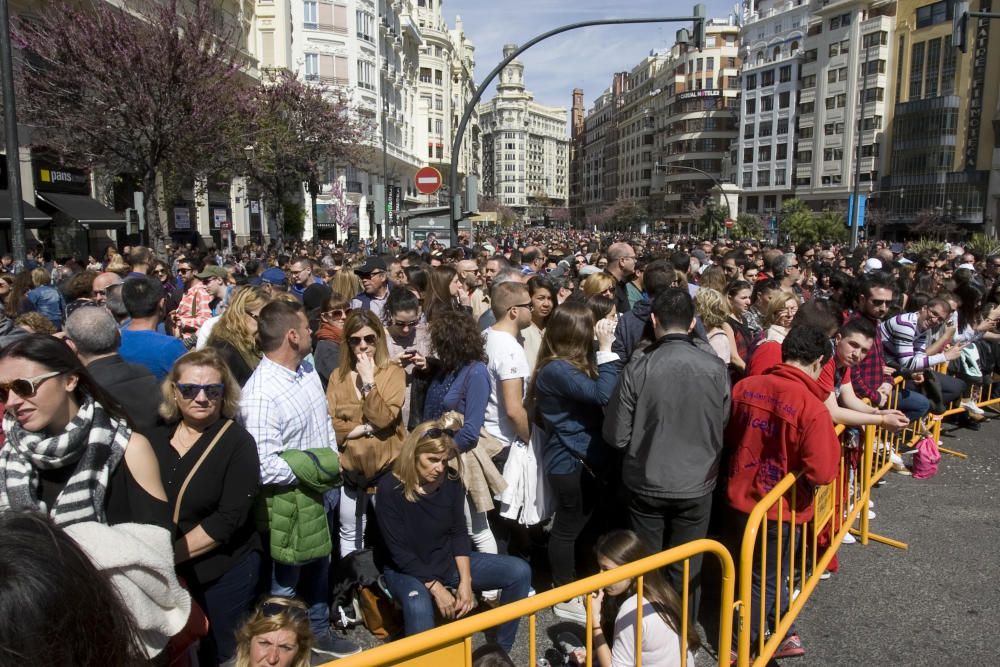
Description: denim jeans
xmin=547 ymin=466 xmax=599 ymax=587
xmin=628 ymin=491 xmax=713 ymax=621
xmin=382 ymin=552 xmax=532 ymax=652
xmin=896 ymin=387 xmax=931 ymax=422
xmin=271 ymin=555 xmax=331 ymax=636
xmin=192 ymin=550 xmax=261 ymax=664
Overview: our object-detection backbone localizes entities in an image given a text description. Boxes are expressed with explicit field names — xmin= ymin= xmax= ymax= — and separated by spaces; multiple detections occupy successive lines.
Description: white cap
xmin=898 ymin=257 xmax=914 ymax=265
xmin=863 ymin=258 xmax=883 ymax=273
xmin=957 ymin=262 xmax=976 ymax=271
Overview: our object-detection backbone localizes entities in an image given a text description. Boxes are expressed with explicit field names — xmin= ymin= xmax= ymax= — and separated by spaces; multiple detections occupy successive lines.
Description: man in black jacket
xmin=64 ymin=304 xmax=162 ymax=435
xmin=604 ymin=288 xmax=730 ymax=619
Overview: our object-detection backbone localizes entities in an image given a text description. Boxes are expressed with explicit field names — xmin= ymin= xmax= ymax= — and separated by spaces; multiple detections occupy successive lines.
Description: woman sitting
xmin=232 ymin=597 xmax=314 ymax=667
xmin=205 ymin=285 xmax=270 ymax=386
xmin=0 ymin=334 xmax=167 ymax=527
xmin=327 ymin=311 xmax=406 ymax=557
xmin=375 ymin=416 xmax=531 ymax=653
xmin=150 ymin=348 xmax=262 ymax=665
xmin=589 ymin=530 xmax=699 ymax=667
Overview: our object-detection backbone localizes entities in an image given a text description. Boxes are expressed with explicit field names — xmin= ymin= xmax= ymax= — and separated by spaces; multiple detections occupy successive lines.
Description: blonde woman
xmin=330 ymin=263 xmax=363 ymax=301
xmin=327 ymin=310 xmax=405 ymax=557
xmin=374 ymin=415 xmax=531 ymax=652
xmin=746 ymin=290 xmax=799 ymax=376
xmin=581 ymin=272 xmax=616 ymax=299
xmin=694 ymin=287 xmax=732 ymax=363
xmin=206 ymin=286 xmax=270 ymax=386
xmin=233 ymin=597 xmax=313 ymax=667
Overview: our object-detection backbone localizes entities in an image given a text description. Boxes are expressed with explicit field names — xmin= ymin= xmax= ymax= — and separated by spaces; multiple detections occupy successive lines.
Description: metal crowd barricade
xmin=328 ymin=539 xmax=735 ymax=667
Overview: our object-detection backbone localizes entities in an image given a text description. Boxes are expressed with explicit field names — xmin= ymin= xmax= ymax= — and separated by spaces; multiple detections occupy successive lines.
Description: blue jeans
xmin=192 ymin=550 xmax=261 ymax=664
xmin=271 ymin=556 xmax=331 ymax=636
xmin=896 ymin=388 xmax=931 ymax=422
xmin=382 ymin=552 xmax=532 ymax=652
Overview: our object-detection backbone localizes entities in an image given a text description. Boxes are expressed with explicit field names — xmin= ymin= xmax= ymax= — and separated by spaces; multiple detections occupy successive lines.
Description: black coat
xmin=87 ymin=354 xmax=163 ymax=435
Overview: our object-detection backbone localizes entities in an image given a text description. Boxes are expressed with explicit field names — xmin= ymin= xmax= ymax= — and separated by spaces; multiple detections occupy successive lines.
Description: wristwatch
xmin=361 ymin=382 xmax=376 ymax=394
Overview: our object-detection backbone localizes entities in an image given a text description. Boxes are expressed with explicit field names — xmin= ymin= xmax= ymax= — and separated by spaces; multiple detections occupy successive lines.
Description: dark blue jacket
xmin=612 ymin=298 xmax=652 ymax=361
xmin=534 ymin=357 xmax=623 ymax=475
xmin=26 ymin=285 xmax=65 ymax=329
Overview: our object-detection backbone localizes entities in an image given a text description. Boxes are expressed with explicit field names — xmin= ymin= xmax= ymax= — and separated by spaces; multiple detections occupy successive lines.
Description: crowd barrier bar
xmin=327 ymin=539 xmax=735 ymax=667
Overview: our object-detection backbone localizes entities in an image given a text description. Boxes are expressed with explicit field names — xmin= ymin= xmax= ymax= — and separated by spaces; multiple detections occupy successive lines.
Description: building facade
xmin=478 ymin=44 xmax=569 ymax=219
xmin=881 ymin=0 xmax=999 ymax=233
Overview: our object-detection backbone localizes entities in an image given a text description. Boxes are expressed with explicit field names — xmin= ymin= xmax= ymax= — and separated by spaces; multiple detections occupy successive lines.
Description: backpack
xmin=911 ymin=436 xmax=941 ymax=480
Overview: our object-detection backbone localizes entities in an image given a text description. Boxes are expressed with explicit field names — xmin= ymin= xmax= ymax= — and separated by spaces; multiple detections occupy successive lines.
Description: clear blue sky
xmin=442 ymin=0 xmax=738 ymax=114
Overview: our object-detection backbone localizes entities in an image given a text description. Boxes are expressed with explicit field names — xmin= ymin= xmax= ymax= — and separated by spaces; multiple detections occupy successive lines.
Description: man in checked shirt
xmin=240 ymin=299 xmax=360 ymax=660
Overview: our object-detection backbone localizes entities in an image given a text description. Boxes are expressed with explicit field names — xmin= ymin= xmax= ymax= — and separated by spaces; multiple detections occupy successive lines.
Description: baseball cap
xmin=260 ymin=267 xmax=288 ymax=285
xmin=195 ymin=265 xmax=228 ymax=281
xmin=354 ymin=257 xmax=387 ymax=276
xmin=863 ymin=258 xmax=883 ymax=273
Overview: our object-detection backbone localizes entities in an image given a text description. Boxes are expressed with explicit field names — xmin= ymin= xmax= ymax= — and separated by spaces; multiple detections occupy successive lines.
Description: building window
xmin=760 ymin=95 xmax=773 ymax=111
xmin=759 ymin=121 xmax=773 ymax=137
xmin=779 ymin=91 xmax=790 ymax=108
xmin=916 ymin=1 xmax=951 ymax=28
xmin=924 ymin=38 xmax=941 ymax=98
xmin=909 ymin=41 xmax=925 ymax=100
xmin=800 ymin=126 xmax=814 ymax=138
xmin=800 ymin=101 xmax=815 ymax=113
xmin=746 ymin=73 xmax=757 ymax=90
xmin=803 ymin=49 xmax=817 ymax=63
xmin=761 ymin=69 xmax=775 ymax=86
xmin=823 ymin=148 xmax=844 ymax=161
xmin=758 ymin=145 xmax=772 ymax=162
xmin=801 ymin=75 xmax=816 ymax=89
xmin=775 ymin=169 xmax=786 ymax=186
xmin=303 ymin=1 xmax=318 ymax=29
xmin=304 ymin=53 xmax=319 ymax=79
xmin=798 ymin=150 xmax=812 ymax=162
xmin=779 ymin=65 xmax=792 ymax=82
xmin=757 ymin=169 xmax=770 ymax=186
xmin=777 ymin=144 xmax=788 ymax=160
xmin=356 ymin=9 xmax=374 ymax=40
xmin=777 ymin=118 xmax=789 ymax=135
xmin=744 ymin=123 xmax=755 ymax=138
xmin=743 ymin=171 xmax=753 ymax=187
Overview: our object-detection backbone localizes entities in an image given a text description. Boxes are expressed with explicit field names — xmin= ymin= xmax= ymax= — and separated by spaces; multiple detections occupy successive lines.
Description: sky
xmin=442 ymin=0 xmax=738 ymax=116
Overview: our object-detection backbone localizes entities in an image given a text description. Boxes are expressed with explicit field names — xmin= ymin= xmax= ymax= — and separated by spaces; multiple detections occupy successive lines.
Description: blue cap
xmin=260 ymin=267 xmax=288 ymax=285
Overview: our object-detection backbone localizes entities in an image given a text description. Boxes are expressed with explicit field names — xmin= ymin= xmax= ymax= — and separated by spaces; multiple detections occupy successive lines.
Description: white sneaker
xmin=890 ymin=451 xmax=904 ymax=467
xmin=963 ymin=400 xmax=985 ymax=416
xmin=553 ymin=596 xmax=588 ymax=624
xmin=868 ymin=509 xmax=876 ymax=520
xmin=868 ymin=499 xmax=875 ymax=509
xmin=842 ymin=532 xmax=857 ymax=544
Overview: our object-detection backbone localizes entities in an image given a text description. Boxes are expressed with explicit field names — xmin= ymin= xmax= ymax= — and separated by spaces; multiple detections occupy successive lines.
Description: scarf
xmin=316 ymin=321 xmax=343 ymax=344
xmin=0 ymin=394 xmax=131 ymax=526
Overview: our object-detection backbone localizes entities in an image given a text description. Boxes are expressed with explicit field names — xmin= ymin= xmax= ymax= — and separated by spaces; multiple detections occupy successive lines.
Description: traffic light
xmin=953 ymin=1 xmax=969 ymax=53
xmin=692 ymin=4 xmax=706 ymax=51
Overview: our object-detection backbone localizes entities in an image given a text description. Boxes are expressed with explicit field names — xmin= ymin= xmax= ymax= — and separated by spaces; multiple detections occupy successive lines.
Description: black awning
xmin=37 ymin=191 xmax=124 ymax=228
xmin=0 ymin=190 xmax=51 ymax=228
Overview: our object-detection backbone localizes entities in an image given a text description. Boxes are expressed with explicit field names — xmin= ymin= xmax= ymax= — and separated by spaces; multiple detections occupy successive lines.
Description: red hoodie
xmin=724 ymin=363 xmax=840 ymax=523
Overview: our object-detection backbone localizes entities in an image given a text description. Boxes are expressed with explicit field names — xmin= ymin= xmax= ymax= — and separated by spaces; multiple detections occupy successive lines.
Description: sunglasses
xmin=0 ymin=370 xmax=65 ymax=402
xmin=177 ymin=268 xmax=193 ymax=274
xmin=175 ymin=383 xmax=225 ymax=401
xmin=420 ymin=427 xmax=455 ymax=439
xmin=358 ymin=270 xmax=385 ymax=279
xmin=323 ymin=308 xmax=351 ymax=320
xmin=393 ymin=318 xmax=420 ymax=328
xmin=261 ymin=601 xmax=309 ymax=623
xmin=348 ymin=334 xmax=378 ymax=346
xmin=867 ymin=298 xmax=892 ymax=307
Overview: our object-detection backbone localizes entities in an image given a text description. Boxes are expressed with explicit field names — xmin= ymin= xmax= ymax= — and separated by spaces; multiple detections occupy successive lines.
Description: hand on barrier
xmin=876 ymin=381 xmax=893 ymax=406
xmin=878 ymin=409 xmax=909 ymax=432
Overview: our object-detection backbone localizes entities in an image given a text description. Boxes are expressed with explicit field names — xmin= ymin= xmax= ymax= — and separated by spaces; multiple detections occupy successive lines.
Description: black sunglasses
xmin=420 ymin=427 xmax=455 ymax=439
xmin=175 ymin=383 xmax=225 ymax=401
xmin=393 ymin=318 xmax=420 ymax=328
xmin=261 ymin=601 xmax=309 ymax=623
xmin=348 ymin=334 xmax=378 ymax=346
xmin=0 ymin=371 xmax=64 ymax=403
xmin=867 ymin=298 xmax=892 ymax=307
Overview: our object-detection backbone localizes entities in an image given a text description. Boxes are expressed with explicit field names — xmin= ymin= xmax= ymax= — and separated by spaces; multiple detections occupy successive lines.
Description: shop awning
xmin=0 ymin=190 xmax=51 ymax=228
xmin=36 ymin=191 xmax=124 ymax=229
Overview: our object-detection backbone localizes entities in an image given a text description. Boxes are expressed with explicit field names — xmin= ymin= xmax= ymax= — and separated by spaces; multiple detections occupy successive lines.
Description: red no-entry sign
xmin=414 ymin=166 xmax=443 ymax=195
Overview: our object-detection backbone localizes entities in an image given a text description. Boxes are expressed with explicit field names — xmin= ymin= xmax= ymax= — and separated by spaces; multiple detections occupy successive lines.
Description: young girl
xmin=590 ymin=530 xmax=699 ymax=667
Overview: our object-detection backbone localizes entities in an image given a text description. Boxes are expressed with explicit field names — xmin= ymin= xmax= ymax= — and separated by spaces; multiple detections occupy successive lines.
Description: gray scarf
xmin=0 ymin=394 xmax=131 ymax=526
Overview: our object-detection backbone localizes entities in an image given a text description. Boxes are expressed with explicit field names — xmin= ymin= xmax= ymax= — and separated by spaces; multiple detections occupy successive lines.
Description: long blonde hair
xmin=234 ymin=597 xmax=312 ymax=667
xmin=330 ymin=267 xmax=362 ymax=301
xmin=392 ymin=414 xmax=463 ymax=502
xmin=694 ymin=287 xmax=731 ymax=330
xmin=207 ymin=286 xmax=269 ymax=369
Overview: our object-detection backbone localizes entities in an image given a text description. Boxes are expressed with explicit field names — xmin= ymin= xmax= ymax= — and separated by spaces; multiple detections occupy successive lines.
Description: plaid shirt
xmin=176 ymin=282 xmax=214 ymax=333
xmin=239 ymin=355 xmax=337 ymax=485
xmin=847 ymin=311 xmax=886 ymax=401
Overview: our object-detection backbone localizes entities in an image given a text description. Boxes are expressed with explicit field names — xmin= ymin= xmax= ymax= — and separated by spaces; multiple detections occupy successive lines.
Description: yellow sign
xmin=40 ymin=169 xmax=51 ymax=183
xmin=812 ymin=481 xmax=836 ymax=539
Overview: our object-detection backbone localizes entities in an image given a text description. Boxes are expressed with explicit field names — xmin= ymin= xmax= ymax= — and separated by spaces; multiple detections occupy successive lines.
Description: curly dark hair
xmin=429 ymin=309 xmax=486 ymax=373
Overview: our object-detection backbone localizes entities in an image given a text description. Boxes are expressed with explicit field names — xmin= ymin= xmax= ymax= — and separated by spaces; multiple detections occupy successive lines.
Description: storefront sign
xmin=212 ymin=208 xmax=228 ymax=230
xmin=678 ymin=89 xmax=722 ymax=101
xmin=34 ymin=159 xmax=90 ymax=195
xmin=965 ymin=0 xmax=991 ymax=169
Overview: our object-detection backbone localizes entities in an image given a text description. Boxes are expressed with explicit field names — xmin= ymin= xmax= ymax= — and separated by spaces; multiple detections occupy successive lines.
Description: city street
xmin=337 ymin=416 xmax=1000 ymax=666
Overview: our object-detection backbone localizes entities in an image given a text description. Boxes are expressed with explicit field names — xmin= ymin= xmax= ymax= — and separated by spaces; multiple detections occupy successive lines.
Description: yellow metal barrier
xmin=327 ymin=539 xmax=735 ymax=667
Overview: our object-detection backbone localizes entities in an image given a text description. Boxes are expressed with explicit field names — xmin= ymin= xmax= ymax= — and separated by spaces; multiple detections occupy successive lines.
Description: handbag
xmin=358 ymin=578 xmax=404 ymax=640
xmin=163 ymin=420 xmax=233 ymax=664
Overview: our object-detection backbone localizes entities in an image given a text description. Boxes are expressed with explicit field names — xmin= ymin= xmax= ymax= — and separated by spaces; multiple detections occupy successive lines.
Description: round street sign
xmin=414 ymin=166 xmax=443 ymax=195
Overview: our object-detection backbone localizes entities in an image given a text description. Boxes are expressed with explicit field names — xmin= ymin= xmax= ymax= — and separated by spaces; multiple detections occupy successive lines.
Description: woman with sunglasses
xmin=150 ymin=348 xmax=261 ymax=665
xmin=375 ymin=415 xmax=531 ymax=653
xmin=0 ymin=334 xmax=168 ymax=527
xmin=313 ymin=291 xmax=352 ymax=387
xmin=206 ymin=286 xmax=270 ymax=387
xmin=151 ymin=259 xmax=178 ymax=295
xmin=327 ymin=310 xmax=405 ymax=557
xmin=383 ymin=287 xmax=431 ymax=428
xmin=233 ymin=597 xmax=313 ymax=667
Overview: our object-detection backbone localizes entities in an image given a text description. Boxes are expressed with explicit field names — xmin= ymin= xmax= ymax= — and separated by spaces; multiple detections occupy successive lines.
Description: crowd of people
xmin=0 ymin=230 xmax=998 ymax=666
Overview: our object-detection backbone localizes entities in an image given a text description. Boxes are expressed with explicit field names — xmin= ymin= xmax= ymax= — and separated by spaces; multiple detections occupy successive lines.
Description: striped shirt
xmin=880 ymin=312 xmax=947 ymax=372
xmin=239 ymin=355 xmax=337 ymax=485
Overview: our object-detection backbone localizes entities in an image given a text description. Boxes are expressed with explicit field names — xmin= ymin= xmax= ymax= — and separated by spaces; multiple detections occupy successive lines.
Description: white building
xmin=793 ymin=0 xmax=896 ymax=210
xmin=736 ymin=0 xmax=810 ymax=217
xmin=478 ymin=44 xmax=569 ymax=217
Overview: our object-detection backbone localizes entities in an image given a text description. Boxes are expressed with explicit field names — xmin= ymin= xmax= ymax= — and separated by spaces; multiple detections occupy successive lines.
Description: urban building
xmin=478 ymin=44 xmax=569 ymax=219
xmin=881 ymin=0 xmax=1000 ymax=234
xmin=569 ymin=88 xmax=586 ymax=225
xmin=736 ymin=0 xmax=811 ymax=217
xmin=793 ymin=0 xmax=896 ymax=214
xmin=575 ymin=74 xmax=627 ymax=224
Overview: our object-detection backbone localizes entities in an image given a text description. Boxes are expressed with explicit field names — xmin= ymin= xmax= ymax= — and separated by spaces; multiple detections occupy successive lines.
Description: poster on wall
xmin=173 ymin=207 xmax=191 ymax=230
xmin=212 ymin=208 xmax=228 ymax=230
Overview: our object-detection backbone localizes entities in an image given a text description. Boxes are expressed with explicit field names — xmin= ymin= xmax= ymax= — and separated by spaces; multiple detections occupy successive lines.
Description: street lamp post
xmin=849 ymin=46 xmax=873 ymax=251
xmin=0 ymin=0 xmax=26 ymax=270
xmin=448 ymin=7 xmax=709 ymax=240
xmin=655 ymin=161 xmax=732 ymax=235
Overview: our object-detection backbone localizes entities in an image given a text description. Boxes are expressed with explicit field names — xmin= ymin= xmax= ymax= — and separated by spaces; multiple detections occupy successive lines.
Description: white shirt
xmin=239 ymin=355 xmax=337 ymax=485
xmin=194 ymin=315 xmax=221 ymax=350
xmin=611 ymin=594 xmax=696 ymax=667
xmin=483 ymin=328 xmax=530 ymax=447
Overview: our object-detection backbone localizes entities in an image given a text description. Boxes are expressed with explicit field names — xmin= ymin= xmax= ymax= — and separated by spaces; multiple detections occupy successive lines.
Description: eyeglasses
xmin=322 ymin=308 xmax=351 ymax=320
xmin=261 ymin=601 xmax=309 ymax=623
xmin=0 ymin=371 xmax=65 ymax=402
xmin=359 ymin=270 xmax=385 ymax=279
xmin=153 ymin=269 xmax=167 ymax=276
xmin=177 ymin=268 xmax=193 ymax=274
xmin=348 ymin=334 xmax=378 ymax=346
xmin=508 ymin=302 xmax=533 ymax=312
xmin=392 ymin=318 xmax=420 ymax=328
xmin=174 ymin=383 xmax=225 ymax=401
xmin=420 ymin=427 xmax=455 ymax=439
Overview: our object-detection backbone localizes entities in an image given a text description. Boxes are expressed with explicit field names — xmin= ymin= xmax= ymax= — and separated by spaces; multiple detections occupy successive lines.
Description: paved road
xmin=334 ymin=416 xmax=999 ymax=665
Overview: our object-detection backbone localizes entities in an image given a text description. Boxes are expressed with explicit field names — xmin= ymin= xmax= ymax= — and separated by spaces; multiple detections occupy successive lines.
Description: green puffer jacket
xmin=258 ymin=447 xmax=342 ymax=565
